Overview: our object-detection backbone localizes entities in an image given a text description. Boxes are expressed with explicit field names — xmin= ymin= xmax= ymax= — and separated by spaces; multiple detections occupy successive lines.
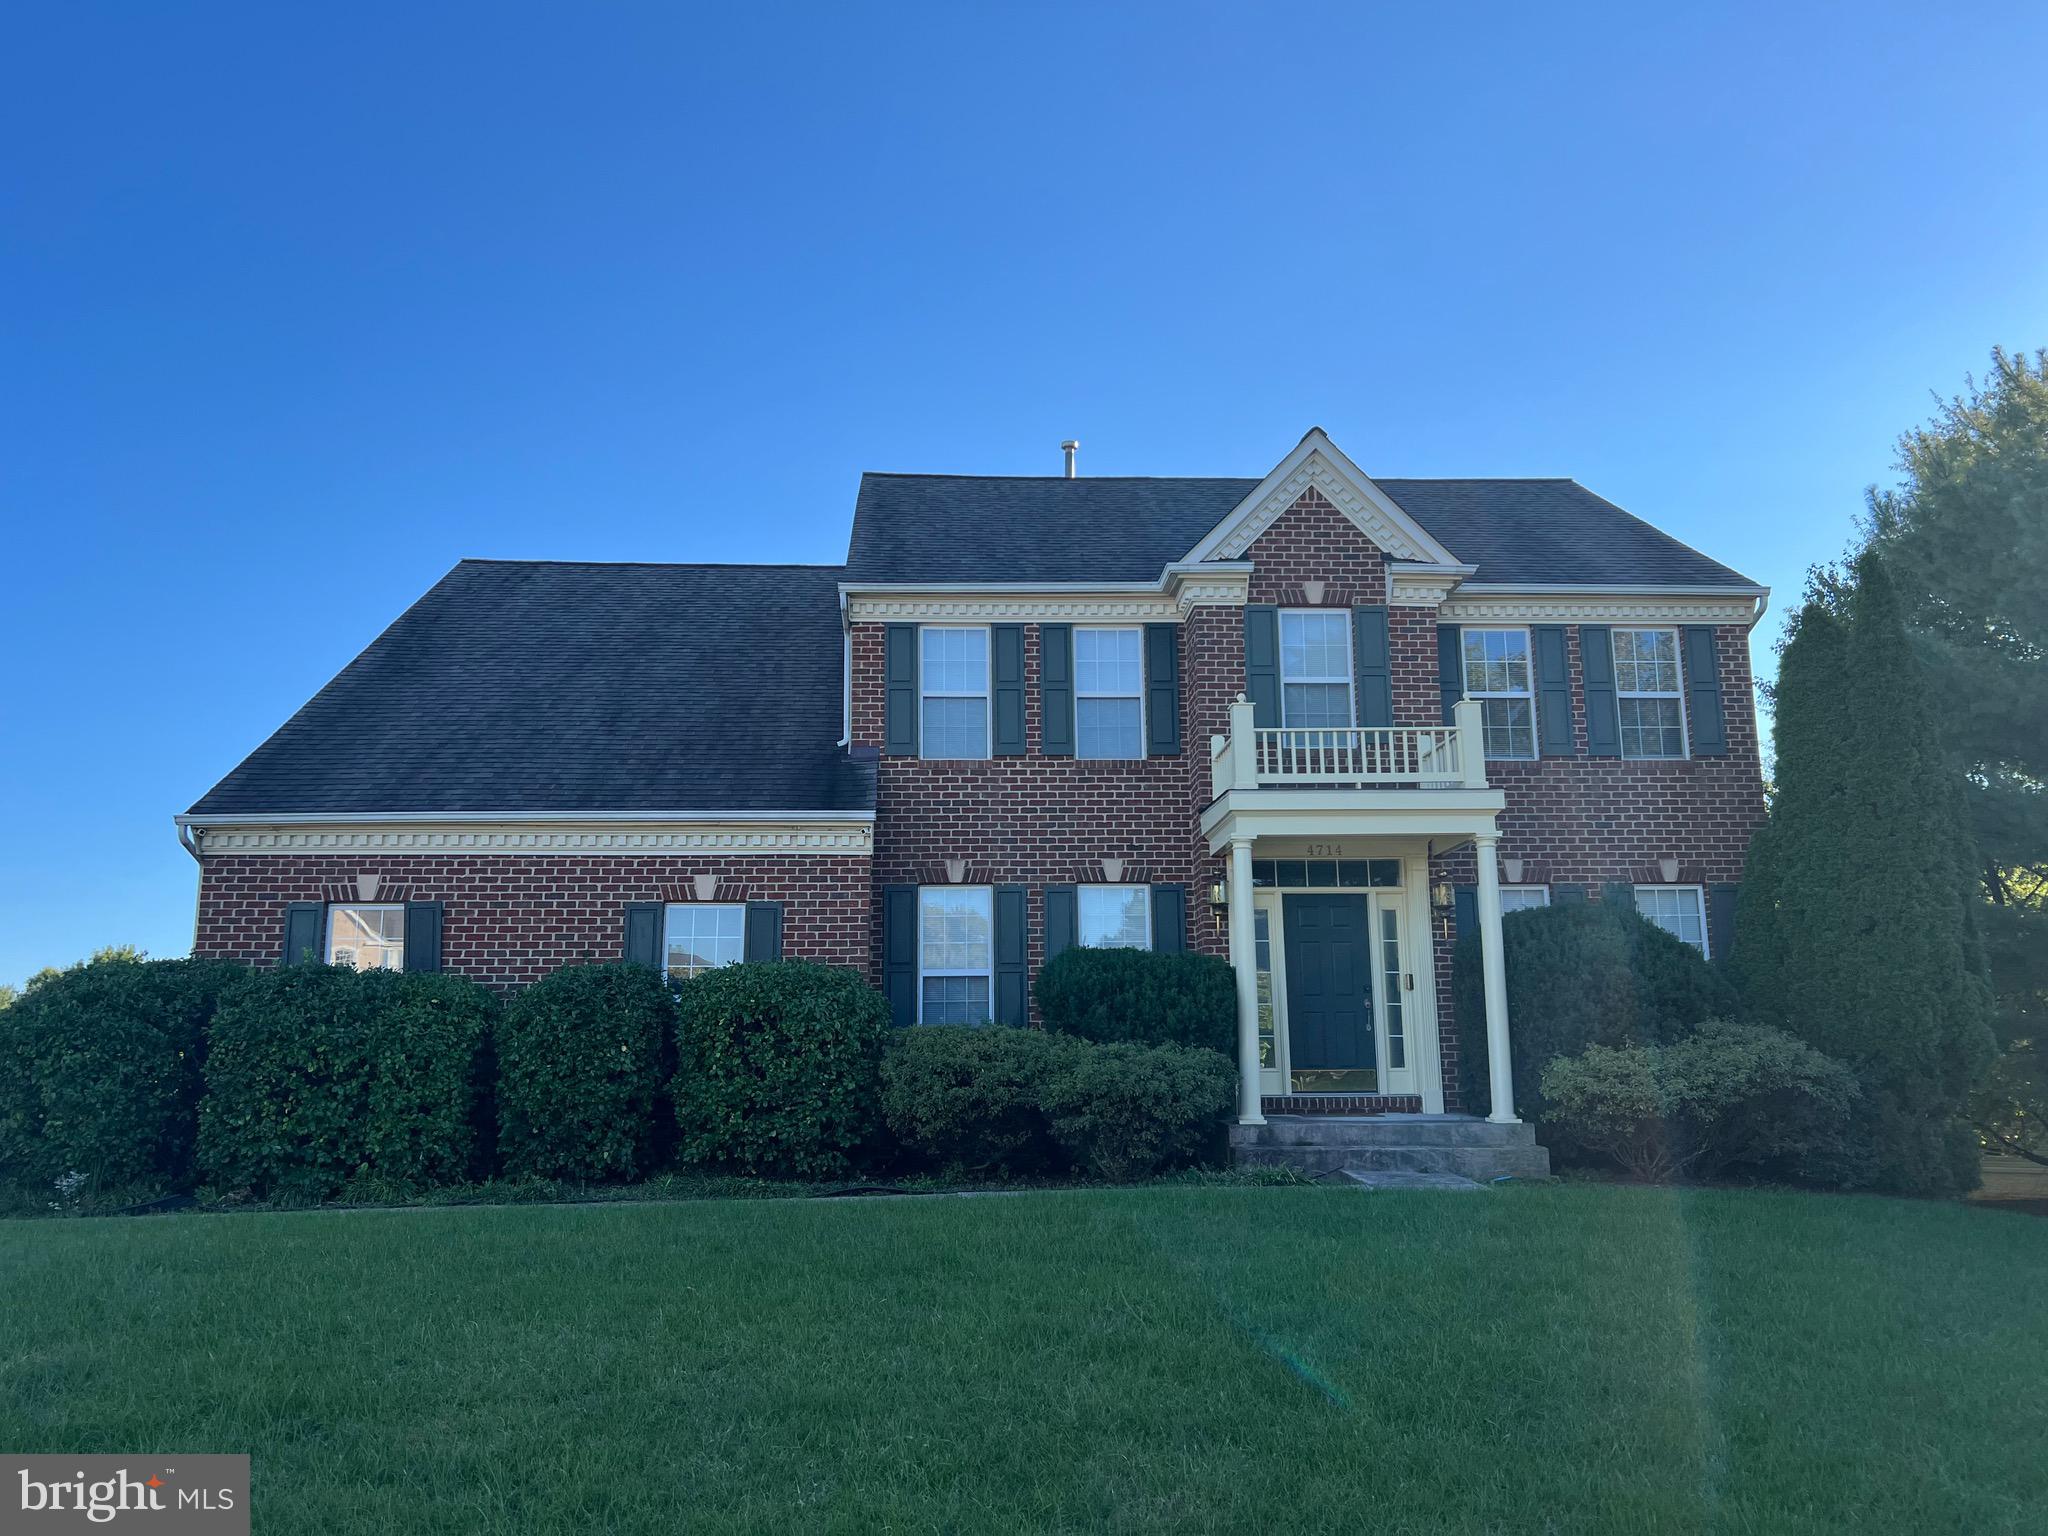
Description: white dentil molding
xmin=192 ymin=821 xmax=874 ymax=857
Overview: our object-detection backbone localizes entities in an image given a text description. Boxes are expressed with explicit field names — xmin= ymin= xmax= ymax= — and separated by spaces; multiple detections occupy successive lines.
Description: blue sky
xmin=3 ymin=3 xmax=2044 ymax=986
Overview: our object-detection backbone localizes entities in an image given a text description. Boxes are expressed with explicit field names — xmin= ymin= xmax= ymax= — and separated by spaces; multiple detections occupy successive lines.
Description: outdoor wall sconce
xmin=1502 ymin=856 xmax=1525 ymax=883
xmin=1430 ymin=880 xmax=1455 ymax=911
xmin=1658 ymin=855 xmax=1681 ymax=883
xmin=1208 ymin=882 xmax=1228 ymax=913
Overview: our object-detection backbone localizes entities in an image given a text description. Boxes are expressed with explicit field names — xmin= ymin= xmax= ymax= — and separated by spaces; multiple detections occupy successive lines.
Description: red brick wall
xmin=193 ymin=852 xmax=871 ymax=989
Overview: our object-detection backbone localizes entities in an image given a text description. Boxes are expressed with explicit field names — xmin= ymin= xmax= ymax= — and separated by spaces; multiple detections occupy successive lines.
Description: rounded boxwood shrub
xmin=1539 ymin=1021 xmax=1860 ymax=1181
xmin=0 ymin=954 xmax=248 ymax=1201
xmin=673 ymin=962 xmax=889 ymax=1178
xmin=881 ymin=1025 xmax=1070 ymax=1176
xmin=1038 ymin=1038 xmax=1235 ymax=1181
xmin=1456 ymin=898 xmax=1738 ymax=1120
xmin=198 ymin=965 xmax=496 ymax=1197
xmin=497 ymin=963 xmax=674 ymax=1181
xmin=1034 ymin=947 xmax=1236 ymax=1053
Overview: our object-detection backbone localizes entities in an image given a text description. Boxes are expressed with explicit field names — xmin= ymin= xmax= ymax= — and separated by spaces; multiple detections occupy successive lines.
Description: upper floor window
xmin=1613 ymin=628 xmax=1687 ymax=759
xmin=1462 ymin=628 xmax=1536 ymax=759
xmin=327 ymin=904 xmax=404 ymax=970
xmin=920 ymin=626 xmax=989 ymax=759
xmin=919 ymin=886 xmax=992 ymax=1023
xmin=664 ymin=902 xmax=744 ymax=979
xmin=1279 ymin=610 xmax=1353 ymax=729
xmin=1499 ymin=886 xmax=1551 ymax=915
xmin=1635 ymin=885 xmax=1708 ymax=956
xmin=1075 ymin=627 xmax=1144 ymax=759
xmin=1078 ymin=884 xmax=1150 ymax=948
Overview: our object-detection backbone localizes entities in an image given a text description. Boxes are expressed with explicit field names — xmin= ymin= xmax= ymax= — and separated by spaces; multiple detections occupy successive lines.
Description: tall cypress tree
xmin=1737 ymin=557 xmax=1997 ymax=1193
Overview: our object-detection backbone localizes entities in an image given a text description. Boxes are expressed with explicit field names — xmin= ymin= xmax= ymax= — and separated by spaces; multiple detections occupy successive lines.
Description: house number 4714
xmin=1305 ymin=843 xmax=1343 ymax=856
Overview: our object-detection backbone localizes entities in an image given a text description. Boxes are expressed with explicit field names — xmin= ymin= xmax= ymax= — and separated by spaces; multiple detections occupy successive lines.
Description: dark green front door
xmin=1282 ymin=894 xmax=1375 ymax=1085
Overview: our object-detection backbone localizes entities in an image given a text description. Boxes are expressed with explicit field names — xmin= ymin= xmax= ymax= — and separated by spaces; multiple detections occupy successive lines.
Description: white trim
xmin=1460 ymin=625 xmax=1538 ymax=761
xmin=1072 ymin=625 xmax=1146 ymax=761
xmin=840 ymin=565 xmax=1252 ymax=624
xmin=1498 ymin=885 xmax=1551 ymax=913
xmin=1611 ymin=625 xmax=1690 ymax=760
xmin=177 ymin=809 xmax=872 ymax=827
xmin=189 ymin=820 xmax=873 ymax=856
xmin=662 ymin=900 xmax=746 ymax=979
xmin=325 ymin=902 xmax=405 ymax=971
xmin=1277 ymin=607 xmax=1355 ymax=730
xmin=1440 ymin=588 xmax=1768 ymax=628
xmin=917 ymin=623 xmax=993 ymax=762
xmin=1633 ymin=883 xmax=1711 ymax=958
xmin=1388 ymin=562 xmax=1479 ymax=606
xmin=1184 ymin=429 xmax=1463 ymax=566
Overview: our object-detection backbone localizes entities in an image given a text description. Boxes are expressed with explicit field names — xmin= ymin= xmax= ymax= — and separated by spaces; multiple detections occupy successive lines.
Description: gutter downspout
xmin=177 ymin=820 xmax=203 ymax=863
xmin=837 ymin=586 xmax=852 ymax=747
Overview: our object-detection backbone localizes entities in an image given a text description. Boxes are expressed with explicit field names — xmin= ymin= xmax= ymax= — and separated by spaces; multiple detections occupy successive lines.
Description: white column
xmin=1473 ymin=830 xmax=1517 ymax=1124
xmin=1228 ymin=836 xmax=1266 ymax=1125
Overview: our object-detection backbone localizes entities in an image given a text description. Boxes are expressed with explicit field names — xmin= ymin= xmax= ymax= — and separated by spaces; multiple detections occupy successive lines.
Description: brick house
xmin=179 ymin=429 xmax=1767 ymax=1170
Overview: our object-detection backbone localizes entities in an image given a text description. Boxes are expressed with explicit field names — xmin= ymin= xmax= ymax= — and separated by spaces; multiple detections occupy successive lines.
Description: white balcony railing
xmin=1211 ymin=697 xmax=1488 ymax=795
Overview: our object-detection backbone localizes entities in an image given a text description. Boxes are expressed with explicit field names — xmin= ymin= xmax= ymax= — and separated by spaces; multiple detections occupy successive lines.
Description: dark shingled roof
xmin=844 ymin=474 xmax=1759 ymax=588
xmin=187 ymin=561 xmax=874 ymax=818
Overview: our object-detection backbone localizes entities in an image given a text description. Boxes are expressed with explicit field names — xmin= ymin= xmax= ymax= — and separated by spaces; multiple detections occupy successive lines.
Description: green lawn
xmin=3 ymin=1185 xmax=2043 ymax=1534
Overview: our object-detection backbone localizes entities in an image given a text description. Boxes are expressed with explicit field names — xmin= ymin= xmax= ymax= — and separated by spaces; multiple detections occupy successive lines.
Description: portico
xmin=1202 ymin=697 xmax=1519 ymax=1127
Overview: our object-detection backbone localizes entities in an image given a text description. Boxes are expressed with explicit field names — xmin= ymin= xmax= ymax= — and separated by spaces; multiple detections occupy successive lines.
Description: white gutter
xmin=175 ymin=809 xmax=874 ymax=830
xmin=835 ymin=563 xmax=1254 ymax=601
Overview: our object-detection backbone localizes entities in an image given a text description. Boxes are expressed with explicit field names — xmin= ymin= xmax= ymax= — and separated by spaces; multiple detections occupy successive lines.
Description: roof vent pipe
xmin=1061 ymin=440 xmax=1079 ymax=478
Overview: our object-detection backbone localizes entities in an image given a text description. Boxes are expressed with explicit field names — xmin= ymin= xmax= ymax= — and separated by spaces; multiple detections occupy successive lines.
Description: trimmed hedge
xmin=882 ymin=1025 xmax=1232 ymax=1181
xmin=1456 ymin=899 xmax=1738 ymax=1120
xmin=1039 ymin=1039 xmax=1234 ymax=1180
xmin=0 ymin=955 xmax=248 ymax=1199
xmin=1540 ymin=1021 xmax=1861 ymax=1181
xmin=497 ymin=963 xmax=675 ymax=1181
xmin=198 ymin=965 xmax=495 ymax=1196
xmin=881 ymin=1025 xmax=1069 ymax=1175
xmin=673 ymin=962 xmax=889 ymax=1178
xmin=1034 ymin=946 xmax=1236 ymax=1053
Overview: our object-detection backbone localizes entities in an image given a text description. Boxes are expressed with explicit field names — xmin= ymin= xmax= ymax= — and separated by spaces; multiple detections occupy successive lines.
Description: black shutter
xmin=281 ymin=902 xmax=323 ymax=966
xmin=744 ymin=901 xmax=784 ymax=963
xmin=1149 ymin=885 xmax=1187 ymax=953
xmin=1708 ymin=883 xmax=1739 ymax=962
xmin=1603 ymin=880 xmax=1636 ymax=908
xmin=1581 ymin=626 xmax=1621 ymax=758
xmin=994 ymin=885 xmax=1027 ymax=1025
xmin=403 ymin=901 xmax=444 ymax=973
xmin=1144 ymin=624 xmax=1181 ymax=756
xmin=1040 ymin=623 xmax=1074 ymax=757
xmin=1553 ymin=883 xmax=1587 ymax=904
xmin=1682 ymin=626 xmax=1728 ymax=757
xmin=881 ymin=885 xmax=917 ymax=1026
xmin=1534 ymin=625 xmax=1572 ymax=757
xmin=1452 ymin=885 xmax=1477 ymax=940
xmin=623 ymin=902 xmax=663 ymax=969
xmin=1352 ymin=605 xmax=1393 ymax=728
xmin=991 ymin=624 xmax=1026 ymax=756
xmin=1043 ymin=884 xmax=1077 ymax=963
xmin=884 ymin=623 xmax=919 ymax=756
xmin=1437 ymin=624 xmax=1464 ymax=725
xmin=1243 ymin=605 xmax=1281 ymax=727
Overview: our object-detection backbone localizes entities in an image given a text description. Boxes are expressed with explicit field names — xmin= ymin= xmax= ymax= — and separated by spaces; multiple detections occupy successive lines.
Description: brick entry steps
xmin=1261 ymin=1093 xmax=1422 ymax=1117
xmin=1231 ymin=1115 xmax=1552 ymax=1181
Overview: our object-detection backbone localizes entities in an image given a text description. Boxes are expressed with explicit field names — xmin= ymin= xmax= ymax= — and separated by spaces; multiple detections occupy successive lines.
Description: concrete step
xmin=1325 ymin=1169 xmax=1484 ymax=1191
xmin=1231 ymin=1116 xmax=1551 ymax=1180
xmin=1231 ymin=1116 xmax=1540 ymax=1150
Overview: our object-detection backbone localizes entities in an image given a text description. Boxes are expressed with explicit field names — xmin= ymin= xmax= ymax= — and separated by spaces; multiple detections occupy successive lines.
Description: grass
xmin=3 ymin=1184 xmax=2043 ymax=1534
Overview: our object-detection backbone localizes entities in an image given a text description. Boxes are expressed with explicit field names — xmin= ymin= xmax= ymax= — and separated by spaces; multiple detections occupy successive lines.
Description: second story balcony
xmin=1210 ymin=698 xmax=1490 ymax=796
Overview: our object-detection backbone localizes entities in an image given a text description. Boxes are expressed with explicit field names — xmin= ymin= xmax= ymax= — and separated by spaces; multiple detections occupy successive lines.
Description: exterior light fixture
xmin=1430 ymin=880 xmax=1455 ymax=911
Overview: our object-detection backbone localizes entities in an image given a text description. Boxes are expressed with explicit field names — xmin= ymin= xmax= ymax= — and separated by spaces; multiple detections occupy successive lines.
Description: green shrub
xmin=198 ymin=965 xmax=495 ymax=1196
xmin=1540 ymin=1021 xmax=1860 ymax=1181
xmin=497 ymin=963 xmax=674 ymax=1181
xmin=0 ymin=955 xmax=248 ymax=1201
xmin=673 ymin=962 xmax=889 ymax=1178
xmin=1034 ymin=946 xmax=1236 ymax=1053
xmin=1457 ymin=899 xmax=1738 ymax=1120
xmin=1038 ymin=1038 xmax=1235 ymax=1181
xmin=881 ymin=1025 xmax=1070 ymax=1176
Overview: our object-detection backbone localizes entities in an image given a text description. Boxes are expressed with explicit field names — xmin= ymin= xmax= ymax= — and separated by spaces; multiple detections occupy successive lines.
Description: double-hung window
xmin=664 ymin=903 xmax=744 ymax=978
xmin=919 ymin=886 xmax=993 ymax=1023
xmin=1462 ymin=628 xmax=1536 ymax=759
xmin=1635 ymin=885 xmax=1708 ymax=956
xmin=1613 ymin=628 xmax=1687 ymax=759
xmin=1074 ymin=627 xmax=1144 ymax=759
xmin=1078 ymin=885 xmax=1150 ymax=948
xmin=1498 ymin=886 xmax=1551 ymax=915
xmin=1279 ymin=610 xmax=1353 ymax=729
xmin=327 ymin=904 xmax=404 ymax=970
xmin=920 ymin=627 xmax=990 ymax=759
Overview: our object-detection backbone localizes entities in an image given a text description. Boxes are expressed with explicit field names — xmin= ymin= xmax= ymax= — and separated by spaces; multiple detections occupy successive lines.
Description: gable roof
xmin=845 ymin=473 xmax=1759 ymax=589
xmin=185 ymin=560 xmax=875 ymax=819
